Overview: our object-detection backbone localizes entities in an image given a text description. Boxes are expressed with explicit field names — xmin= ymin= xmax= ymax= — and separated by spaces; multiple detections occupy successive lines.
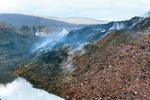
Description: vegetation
xmin=14 ymin=17 xmax=150 ymax=99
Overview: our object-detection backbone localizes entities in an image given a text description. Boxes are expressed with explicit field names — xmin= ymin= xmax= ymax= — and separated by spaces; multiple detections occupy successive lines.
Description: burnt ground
xmin=15 ymin=31 xmax=150 ymax=100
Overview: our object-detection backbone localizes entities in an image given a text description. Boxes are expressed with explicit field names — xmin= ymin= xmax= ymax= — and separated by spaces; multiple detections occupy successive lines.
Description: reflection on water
xmin=0 ymin=78 xmax=64 ymax=100
xmin=0 ymin=72 xmax=17 ymax=84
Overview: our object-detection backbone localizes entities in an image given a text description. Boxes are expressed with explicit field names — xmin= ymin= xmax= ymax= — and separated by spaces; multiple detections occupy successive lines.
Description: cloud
xmin=0 ymin=0 xmax=150 ymax=20
xmin=0 ymin=78 xmax=64 ymax=100
xmin=0 ymin=0 xmax=18 ymax=12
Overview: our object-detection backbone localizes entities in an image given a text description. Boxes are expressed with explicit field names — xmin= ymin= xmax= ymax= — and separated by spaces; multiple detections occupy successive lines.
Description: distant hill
xmin=49 ymin=17 xmax=109 ymax=25
xmin=0 ymin=14 xmax=83 ymax=36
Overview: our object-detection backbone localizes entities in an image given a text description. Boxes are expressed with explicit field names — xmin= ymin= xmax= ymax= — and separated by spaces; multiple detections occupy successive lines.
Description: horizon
xmin=0 ymin=12 xmax=147 ymax=22
xmin=0 ymin=0 xmax=150 ymax=21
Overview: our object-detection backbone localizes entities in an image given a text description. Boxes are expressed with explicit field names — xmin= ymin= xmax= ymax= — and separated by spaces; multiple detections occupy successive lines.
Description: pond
xmin=0 ymin=78 xmax=64 ymax=100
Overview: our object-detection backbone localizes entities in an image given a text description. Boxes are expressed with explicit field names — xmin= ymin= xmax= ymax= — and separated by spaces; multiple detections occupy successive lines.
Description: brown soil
xmin=58 ymin=32 xmax=150 ymax=100
xmin=15 ymin=31 xmax=150 ymax=100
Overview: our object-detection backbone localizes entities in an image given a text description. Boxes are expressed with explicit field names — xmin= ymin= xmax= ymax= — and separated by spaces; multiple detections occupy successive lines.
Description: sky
xmin=0 ymin=78 xmax=64 ymax=100
xmin=0 ymin=0 xmax=150 ymax=21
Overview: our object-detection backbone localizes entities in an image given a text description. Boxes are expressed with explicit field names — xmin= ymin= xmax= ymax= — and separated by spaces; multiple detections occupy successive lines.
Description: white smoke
xmin=0 ymin=78 xmax=64 ymax=100
xmin=33 ymin=28 xmax=69 ymax=52
xmin=62 ymin=43 xmax=87 ymax=72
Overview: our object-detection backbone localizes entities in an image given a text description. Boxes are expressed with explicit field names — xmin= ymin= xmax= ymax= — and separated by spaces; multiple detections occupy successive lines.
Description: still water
xmin=0 ymin=78 xmax=64 ymax=100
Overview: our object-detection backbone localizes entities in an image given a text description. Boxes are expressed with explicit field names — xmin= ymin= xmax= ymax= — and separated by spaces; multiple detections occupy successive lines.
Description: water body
xmin=0 ymin=72 xmax=16 ymax=84
xmin=0 ymin=78 xmax=64 ymax=100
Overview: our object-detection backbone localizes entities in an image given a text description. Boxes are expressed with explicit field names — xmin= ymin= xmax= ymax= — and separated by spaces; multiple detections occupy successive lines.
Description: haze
xmin=0 ymin=0 xmax=150 ymax=21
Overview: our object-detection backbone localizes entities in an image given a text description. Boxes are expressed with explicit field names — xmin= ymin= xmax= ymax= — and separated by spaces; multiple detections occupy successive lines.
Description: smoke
xmin=33 ymin=28 xmax=69 ymax=52
xmin=62 ymin=42 xmax=87 ymax=72
xmin=0 ymin=78 xmax=64 ymax=100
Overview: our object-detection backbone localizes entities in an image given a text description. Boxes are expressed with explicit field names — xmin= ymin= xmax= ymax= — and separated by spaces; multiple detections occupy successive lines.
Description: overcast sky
xmin=0 ymin=0 xmax=150 ymax=21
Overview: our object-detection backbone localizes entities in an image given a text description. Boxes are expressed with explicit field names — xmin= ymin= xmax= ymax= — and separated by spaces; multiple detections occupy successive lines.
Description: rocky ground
xmin=15 ymin=28 xmax=150 ymax=100
xmin=58 ymin=31 xmax=150 ymax=100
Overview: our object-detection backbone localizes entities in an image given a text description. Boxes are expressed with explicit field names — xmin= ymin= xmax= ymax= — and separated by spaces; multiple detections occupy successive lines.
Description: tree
xmin=20 ymin=25 xmax=31 ymax=35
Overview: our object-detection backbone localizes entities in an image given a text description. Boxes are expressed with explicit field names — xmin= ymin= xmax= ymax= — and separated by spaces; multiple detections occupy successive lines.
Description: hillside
xmin=0 ymin=28 xmax=45 ymax=83
xmin=0 ymin=14 xmax=83 ymax=36
xmin=14 ymin=17 xmax=150 ymax=99
xmin=56 ymin=31 xmax=149 ymax=99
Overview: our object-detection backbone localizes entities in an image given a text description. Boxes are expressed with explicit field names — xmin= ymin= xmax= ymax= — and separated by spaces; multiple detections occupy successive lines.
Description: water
xmin=0 ymin=78 xmax=64 ymax=100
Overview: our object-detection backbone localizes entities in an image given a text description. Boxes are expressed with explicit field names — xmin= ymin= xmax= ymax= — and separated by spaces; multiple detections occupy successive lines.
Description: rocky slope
xmin=14 ymin=16 xmax=150 ymax=99
xmin=53 ymin=16 xmax=142 ymax=49
xmin=57 ymin=31 xmax=149 ymax=100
